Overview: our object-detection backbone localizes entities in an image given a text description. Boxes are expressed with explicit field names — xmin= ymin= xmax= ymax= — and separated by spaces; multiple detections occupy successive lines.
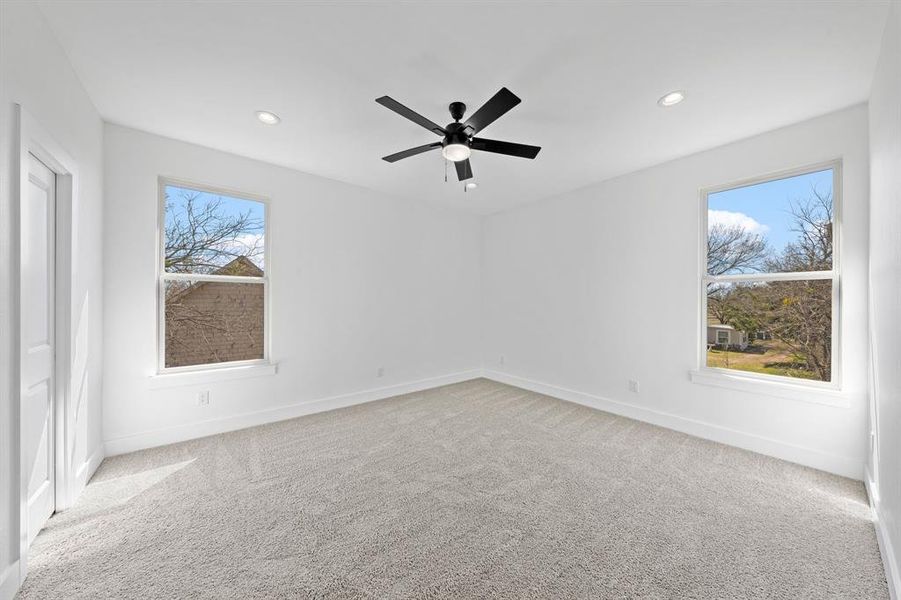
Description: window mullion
xmin=704 ymin=270 xmax=833 ymax=284
xmin=161 ymin=272 xmax=265 ymax=284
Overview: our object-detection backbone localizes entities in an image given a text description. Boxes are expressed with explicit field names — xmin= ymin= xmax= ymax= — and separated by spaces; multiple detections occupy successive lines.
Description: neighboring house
xmin=707 ymin=323 xmax=749 ymax=350
xmin=165 ymin=256 xmax=264 ymax=367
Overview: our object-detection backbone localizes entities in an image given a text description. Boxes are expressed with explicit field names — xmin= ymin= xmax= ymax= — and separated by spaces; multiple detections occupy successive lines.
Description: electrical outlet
xmin=499 ymin=355 xmax=506 ymax=365
xmin=628 ymin=380 xmax=640 ymax=393
xmin=198 ymin=390 xmax=210 ymax=406
xmin=377 ymin=367 xmax=384 ymax=378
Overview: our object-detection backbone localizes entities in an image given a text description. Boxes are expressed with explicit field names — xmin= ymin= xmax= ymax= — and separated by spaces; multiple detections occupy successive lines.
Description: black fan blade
xmin=382 ymin=142 xmax=442 ymax=163
xmin=471 ymin=137 xmax=541 ymax=159
xmin=376 ymin=96 xmax=445 ymax=135
xmin=464 ymin=87 xmax=521 ymax=134
xmin=455 ymin=159 xmax=473 ymax=181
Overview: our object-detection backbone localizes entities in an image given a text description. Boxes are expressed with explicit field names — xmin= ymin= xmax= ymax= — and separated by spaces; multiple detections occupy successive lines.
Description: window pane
xmin=706 ymin=279 xmax=832 ymax=381
xmin=164 ymin=184 xmax=265 ymax=276
xmin=707 ymin=169 xmax=833 ymax=275
xmin=165 ymin=279 xmax=264 ymax=368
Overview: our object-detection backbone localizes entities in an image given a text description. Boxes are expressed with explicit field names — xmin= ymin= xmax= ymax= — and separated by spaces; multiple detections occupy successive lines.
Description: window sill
xmin=149 ymin=362 xmax=278 ymax=390
xmin=689 ymin=369 xmax=850 ymax=408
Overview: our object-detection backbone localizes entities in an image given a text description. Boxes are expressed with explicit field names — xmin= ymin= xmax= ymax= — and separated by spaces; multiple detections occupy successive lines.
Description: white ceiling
xmin=38 ymin=1 xmax=888 ymax=215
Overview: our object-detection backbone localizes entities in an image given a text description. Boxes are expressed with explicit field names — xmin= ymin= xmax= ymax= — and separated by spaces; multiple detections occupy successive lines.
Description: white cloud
xmin=230 ymin=232 xmax=264 ymax=252
xmin=708 ymin=210 xmax=769 ymax=234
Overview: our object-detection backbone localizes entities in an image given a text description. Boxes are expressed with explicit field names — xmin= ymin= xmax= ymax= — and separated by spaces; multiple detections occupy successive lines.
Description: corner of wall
xmin=865 ymin=468 xmax=901 ymax=599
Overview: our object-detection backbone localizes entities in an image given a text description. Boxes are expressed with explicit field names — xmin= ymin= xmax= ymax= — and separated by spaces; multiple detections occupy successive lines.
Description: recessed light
xmin=256 ymin=110 xmax=281 ymax=125
xmin=465 ymin=182 xmax=478 ymax=190
xmin=657 ymin=90 xmax=685 ymax=107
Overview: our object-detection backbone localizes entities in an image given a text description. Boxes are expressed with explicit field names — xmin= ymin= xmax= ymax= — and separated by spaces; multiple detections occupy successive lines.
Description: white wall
xmin=102 ymin=124 xmax=481 ymax=453
xmin=867 ymin=0 xmax=901 ymax=593
xmin=482 ymin=105 xmax=870 ymax=480
xmin=0 ymin=2 xmax=105 ymax=597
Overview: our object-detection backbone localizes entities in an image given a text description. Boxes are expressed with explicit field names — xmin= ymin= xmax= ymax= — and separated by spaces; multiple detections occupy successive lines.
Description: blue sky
xmin=165 ymin=184 xmax=265 ymax=225
xmin=708 ymin=168 xmax=833 ymax=255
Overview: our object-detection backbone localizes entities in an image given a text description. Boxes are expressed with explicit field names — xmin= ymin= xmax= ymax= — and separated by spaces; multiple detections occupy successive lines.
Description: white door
xmin=22 ymin=153 xmax=56 ymax=545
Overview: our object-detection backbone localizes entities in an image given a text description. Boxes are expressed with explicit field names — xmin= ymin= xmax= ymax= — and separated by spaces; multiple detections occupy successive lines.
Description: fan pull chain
xmin=444 ymin=159 xmax=448 ymax=183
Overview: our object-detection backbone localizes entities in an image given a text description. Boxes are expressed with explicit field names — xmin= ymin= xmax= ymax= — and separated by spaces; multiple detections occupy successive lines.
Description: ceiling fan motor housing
xmin=443 ymin=122 xmax=471 ymax=149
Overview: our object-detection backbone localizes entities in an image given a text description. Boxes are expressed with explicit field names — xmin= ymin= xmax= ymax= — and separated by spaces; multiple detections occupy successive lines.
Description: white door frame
xmin=11 ymin=104 xmax=77 ymax=587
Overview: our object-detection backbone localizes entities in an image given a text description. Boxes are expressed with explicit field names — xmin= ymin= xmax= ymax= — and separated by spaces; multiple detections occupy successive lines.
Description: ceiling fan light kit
xmin=442 ymin=144 xmax=471 ymax=162
xmin=376 ymin=87 xmax=541 ymax=182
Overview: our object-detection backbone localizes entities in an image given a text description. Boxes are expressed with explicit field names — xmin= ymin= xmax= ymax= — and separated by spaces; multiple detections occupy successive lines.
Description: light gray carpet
xmin=19 ymin=379 xmax=888 ymax=599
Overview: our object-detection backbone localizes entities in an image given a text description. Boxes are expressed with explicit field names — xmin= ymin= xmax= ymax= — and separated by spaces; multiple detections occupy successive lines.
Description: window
xmin=701 ymin=162 xmax=839 ymax=384
xmin=159 ymin=180 xmax=268 ymax=371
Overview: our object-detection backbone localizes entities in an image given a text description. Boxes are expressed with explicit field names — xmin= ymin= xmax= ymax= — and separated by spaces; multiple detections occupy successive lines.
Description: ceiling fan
xmin=376 ymin=87 xmax=541 ymax=182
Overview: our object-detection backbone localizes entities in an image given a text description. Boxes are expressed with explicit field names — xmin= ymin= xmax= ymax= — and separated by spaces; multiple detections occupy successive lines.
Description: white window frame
xmin=157 ymin=176 xmax=271 ymax=374
xmin=697 ymin=159 xmax=842 ymax=391
xmin=716 ymin=330 xmax=730 ymax=346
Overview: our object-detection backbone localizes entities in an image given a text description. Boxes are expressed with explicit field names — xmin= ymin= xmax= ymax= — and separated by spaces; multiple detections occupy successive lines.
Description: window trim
xmin=156 ymin=176 xmax=272 ymax=375
xmin=697 ymin=159 xmax=842 ymax=391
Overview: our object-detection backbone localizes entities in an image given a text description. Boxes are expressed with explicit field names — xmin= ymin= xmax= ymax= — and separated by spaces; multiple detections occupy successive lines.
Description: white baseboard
xmin=0 ymin=560 xmax=21 ymax=600
xmin=104 ymin=369 xmax=482 ymax=456
xmin=866 ymin=469 xmax=900 ymax=600
xmin=482 ymin=370 xmax=863 ymax=480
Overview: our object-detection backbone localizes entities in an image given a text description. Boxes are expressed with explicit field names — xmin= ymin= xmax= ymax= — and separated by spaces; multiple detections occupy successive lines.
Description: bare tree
xmin=706 ymin=223 xmax=769 ymax=276
xmin=706 ymin=223 xmax=770 ymax=323
xmin=165 ymin=190 xmax=264 ymax=274
xmin=766 ymin=187 xmax=832 ymax=273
